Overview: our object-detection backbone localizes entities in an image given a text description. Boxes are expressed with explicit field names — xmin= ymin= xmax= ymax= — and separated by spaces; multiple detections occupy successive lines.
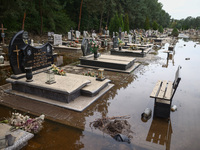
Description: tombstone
xmin=81 ymin=38 xmax=92 ymax=56
xmin=92 ymin=33 xmax=96 ymax=38
xmin=121 ymin=32 xmax=125 ymax=42
xmin=128 ymin=35 xmax=132 ymax=43
xmin=9 ymin=30 xmax=54 ymax=75
xmin=83 ymin=31 xmax=87 ymax=38
xmin=113 ymin=36 xmax=118 ymax=49
xmin=22 ymin=31 xmax=28 ymax=40
xmin=107 ymin=30 xmax=109 ymax=36
xmin=68 ymin=32 xmax=71 ymax=40
xmin=119 ymin=27 xmax=122 ymax=39
xmin=125 ymin=31 xmax=127 ymax=35
xmin=70 ymin=27 xmax=74 ymax=41
xmin=48 ymin=32 xmax=54 ymax=41
xmin=53 ymin=34 xmax=62 ymax=46
xmin=76 ymin=31 xmax=80 ymax=39
xmin=103 ymin=29 xmax=106 ymax=35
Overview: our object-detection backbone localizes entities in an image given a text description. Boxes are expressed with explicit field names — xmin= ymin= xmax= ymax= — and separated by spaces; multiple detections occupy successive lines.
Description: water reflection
xmin=162 ymin=50 xmax=175 ymax=68
xmin=146 ymin=118 xmax=172 ymax=150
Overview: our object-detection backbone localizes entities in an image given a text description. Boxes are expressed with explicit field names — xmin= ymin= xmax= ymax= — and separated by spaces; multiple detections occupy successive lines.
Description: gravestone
xmin=53 ymin=34 xmax=62 ymax=46
xmin=22 ymin=31 xmax=28 ymax=40
xmin=81 ymin=38 xmax=92 ymax=56
xmin=48 ymin=32 xmax=54 ymax=41
xmin=113 ymin=36 xmax=118 ymax=49
xmin=70 ymin=27 xmax=74 ymax=41
xmin=83 ymin=31 xmax=87 ymax=38
xmin=68 ymin=32 xmax=71 ymax=40
xmin=76 ymin=31 xmax=80 ymax=38
xmin=9 ymin=30 xmax=54 ymax=75
xmin=121 ymin=32 xmax=125 ymax=42
xmin=92 ymin=33 xmax=96 ymax=38
xmin=103 ymin=29 xmax=106 ymax=35
xmin=128 ymin=35 xmax=132 ymax=43
xmin=107 ymin=30 xmax=109 ymax=35
xmin=119 ymin=27 xmax=122 ymax=40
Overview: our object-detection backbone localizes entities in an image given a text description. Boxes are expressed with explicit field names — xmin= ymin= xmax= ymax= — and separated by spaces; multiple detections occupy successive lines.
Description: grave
xmin=6 ymin=30 xmax=113 ymax=112
xmin=110 ymin=36 xmax=152 ymax=57
xmin=78 ymin=38 xmax=140 ymax=73
xmin=0 ymin=24 xmax=7 ymax=45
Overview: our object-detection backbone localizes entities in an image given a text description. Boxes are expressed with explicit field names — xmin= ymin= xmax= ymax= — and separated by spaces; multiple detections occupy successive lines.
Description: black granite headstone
xmin=119 ymin=27 xmax=122 ymax=40
xmin=9 ymin=30 xmax=54 ymax=75
xmin=113 ymin=36 xmax=118 ymax=49
xmin=81 ymin=38 xmax=92 ymax=56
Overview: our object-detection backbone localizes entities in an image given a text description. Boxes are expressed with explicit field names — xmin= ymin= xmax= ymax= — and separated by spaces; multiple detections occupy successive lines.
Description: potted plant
xmin=89 ymin=40 xmax=101 ymax=59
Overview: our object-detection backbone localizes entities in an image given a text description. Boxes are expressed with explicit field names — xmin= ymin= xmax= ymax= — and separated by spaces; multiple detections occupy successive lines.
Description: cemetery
xmin=1 ymin=0 xmax=200 ymax=149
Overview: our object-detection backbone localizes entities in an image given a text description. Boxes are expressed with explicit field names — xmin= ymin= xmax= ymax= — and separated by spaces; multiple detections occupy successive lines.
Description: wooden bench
xmin=150 ymin=66 xmax=181 ymax=118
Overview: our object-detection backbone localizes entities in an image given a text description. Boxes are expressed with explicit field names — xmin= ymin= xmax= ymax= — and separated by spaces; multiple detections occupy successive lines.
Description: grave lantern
xmin=96 ymin=68 xmax=105 ymax=81
xmin=0 ymin=55 xmax=4 ymax=64
xmin=46 ymin=69 xmax=56 ymax=84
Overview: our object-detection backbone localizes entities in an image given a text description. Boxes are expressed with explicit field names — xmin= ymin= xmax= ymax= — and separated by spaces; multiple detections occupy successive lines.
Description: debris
xmin=90 ymin=116 xmax=133 ymax=143
xmin=141 ymin=108 xmax=152 ymax=122
xmin=171 ymin=105 xmax=177 ymax=111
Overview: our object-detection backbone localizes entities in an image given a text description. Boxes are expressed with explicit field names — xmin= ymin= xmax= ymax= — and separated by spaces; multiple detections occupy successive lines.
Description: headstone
xmin=76 ymin=31 xmax=80 ymax=38
xmin=107 ymin=30 xmax=109 ymax=36
xmin=9 ymin=30 xmax=54 ymax=75
xmin=128 ymin=35 xmax=132 ymax=43
xmin=125 ymin=31 xmax=127 ymax=35
xmin=53 ymin=34 xmax=62 ymax=46
xmin=113 ymin=36 xmax=118 ymax=49
xmin=92 ymin=33 xmax=96 ymax=38
xmin=119 ymin=27 xmax=122 ymax=39
xmin=48 ymin=32 xmax=54 ymax=41
xmin=70 ymin=27 xmax=73 ymax=41
xmin=22 ymin=31 xmax=28 ymax=40
xmin=83 ymin=31 xmax=86 ymax=38
xmin=121 ymin=32 xmax=125 ymax=42
xmin=68 ymin=32 xmax=71 ymax=40
xmin=103 ymin=29 xmax=106 ymax=35
xmin=81 ymin=38 xmax=92 ymax=56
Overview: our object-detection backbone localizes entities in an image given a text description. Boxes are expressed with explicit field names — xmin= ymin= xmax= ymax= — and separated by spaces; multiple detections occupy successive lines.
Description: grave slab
xmin=111 ymin=47 xmax=152 ymax=57
xmin=0 ymin=123 xmax=34 ymax=150
xmin=79 ymin=54 xmax=140 ymax=73
xmin=53 ymin=45 xmax=81 ymax=52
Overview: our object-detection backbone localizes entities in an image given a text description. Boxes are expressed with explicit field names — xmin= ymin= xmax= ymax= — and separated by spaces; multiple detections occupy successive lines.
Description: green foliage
xmin=152 ymin=21 xmax=159 ymax=30
xmin=109 ymin=13 xmax=120 ymax=35
xmin=124 ymin=14 xmax=129 ymax=33
xmin=119 ymin=14 xmax=124 ymax=31
xmin=171 ymin=28 xmax=179 ymax=37
xmin=158 ymin=25 xmax=163 ymax=33
xmin=144 ymin=17 xmax=150 ymax=30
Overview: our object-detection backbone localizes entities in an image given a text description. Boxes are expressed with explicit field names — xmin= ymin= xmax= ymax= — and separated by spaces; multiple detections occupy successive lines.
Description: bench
xmin=150 ymin=66 xmax=181 ymax=118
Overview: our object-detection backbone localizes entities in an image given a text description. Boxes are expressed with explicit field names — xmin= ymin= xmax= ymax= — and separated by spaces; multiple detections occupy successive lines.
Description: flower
xmin=89 ymin=40 xmax=101 ymax=53
xmin=69 ymin=41 xmax=77 ymax=47
xmin=51 ymin=64 xmax=66 ymax=76
xmin=118 ymin=38 xmax=125 ymax=46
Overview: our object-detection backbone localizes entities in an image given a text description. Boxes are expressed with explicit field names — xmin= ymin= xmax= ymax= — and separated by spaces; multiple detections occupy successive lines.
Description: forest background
xmin=0 ymin=0 xmax=200 ymax=36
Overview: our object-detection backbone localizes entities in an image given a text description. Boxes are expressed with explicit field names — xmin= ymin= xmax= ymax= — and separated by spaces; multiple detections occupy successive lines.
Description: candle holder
xmin=46 ymin=69 xmax=56 ymax=84
xmin=96 ymin=68 xmax=105 ymax=81
xmin=25 ymin=67 xmax=33 ymax=82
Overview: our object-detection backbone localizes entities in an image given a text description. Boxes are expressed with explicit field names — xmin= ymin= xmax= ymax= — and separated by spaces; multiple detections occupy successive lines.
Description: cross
xmin=0 ymin=24 xmax=7 ymax=44
xmin=13 ymin=45 xmax=20 ymax=69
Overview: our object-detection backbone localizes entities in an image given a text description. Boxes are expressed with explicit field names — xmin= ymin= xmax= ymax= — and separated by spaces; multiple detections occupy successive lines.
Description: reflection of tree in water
xmin=146 ymin=118 xmax=173 ymax=150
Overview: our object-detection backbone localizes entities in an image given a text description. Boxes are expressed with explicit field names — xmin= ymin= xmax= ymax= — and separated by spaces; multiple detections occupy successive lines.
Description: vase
xmin=94 ymin=51 xmax=98 ymax=59
xmin=119 ymin=47 xmax=122 ymax=51
xmin=25 ymin=67 xmax=33 ymax=82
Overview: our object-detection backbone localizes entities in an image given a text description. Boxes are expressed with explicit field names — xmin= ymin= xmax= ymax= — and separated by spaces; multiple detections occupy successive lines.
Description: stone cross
xmin=0 ymin=24 xmax=7 ymax=44
xmin=13 ymin=45 xmax=20 ymax=69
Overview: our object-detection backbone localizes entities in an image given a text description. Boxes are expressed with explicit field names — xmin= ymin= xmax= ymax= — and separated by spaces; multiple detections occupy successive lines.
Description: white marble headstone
xmin=54 ymin=34 xmax=62 ymax=46
xmin=107 ymin=30 xmax=109 ymax=35
xmin=76 ymin=31 xmax=80 ymax=38
xmin=83 ymin=31 xmax=86 ymax=37
xmin=128 ymin=35 xmax=132 ymax=43
xmin=68 ymin=32 xmax=71 ymax=40
xmin=92 ymin=33 xmax=96 ymax=38
xmin=121 ymin=32 xmax=125 ymax=42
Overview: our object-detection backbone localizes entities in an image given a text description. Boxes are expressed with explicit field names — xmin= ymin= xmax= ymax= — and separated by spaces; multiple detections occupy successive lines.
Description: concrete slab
xmin=79 ymin=54 xmax=137 ymax=71
xmin=5 ymin=83 xmax=114 ymax=112
xmin=77 ymin=62 xmax=141 ymax=74
xmin=0 ymin=123 xmax=34 ymax=150
xmin=53 ymin=45 xmax=81 ymax=52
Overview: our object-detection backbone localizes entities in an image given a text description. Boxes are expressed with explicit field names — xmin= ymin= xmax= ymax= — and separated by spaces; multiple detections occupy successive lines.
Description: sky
xmin=158 ymin=0 xmax=200 ymax=20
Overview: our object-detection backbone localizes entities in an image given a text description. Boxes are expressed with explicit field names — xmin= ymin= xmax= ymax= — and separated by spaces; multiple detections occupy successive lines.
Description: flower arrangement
xmin=69 ymin=41 xmax=77 ymax=47
xmin=51 ymin=64 xmax=66 ymax=76
xmin=130 ymin=45 xmax=138 ymax=50
xmin=0 ymin=113 xmax=45 ymax=134
xmin=75 ymin=40 xmax=79 ymax=43
xmin=118 ymin=38 xmax=125 ymax=47
xmin=82 ymin=71 xmax=97 ymax=77
xmin=89 ymin=40 xmax=101 ymax=53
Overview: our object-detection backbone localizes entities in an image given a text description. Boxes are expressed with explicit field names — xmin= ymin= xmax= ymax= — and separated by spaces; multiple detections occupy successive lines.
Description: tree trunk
xmin=22 ymin=11 xmax=26 ymax=30
xmin=99 ymin=10 xmax=103 ymax=33
xmin=78 ymin=0 xmax=83 ymax=31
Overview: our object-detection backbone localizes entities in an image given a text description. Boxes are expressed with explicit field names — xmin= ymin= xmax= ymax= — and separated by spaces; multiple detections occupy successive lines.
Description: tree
xmin=158 ymin=25 xmax=163 ymax=33
xmin=119 ymin=14 xmax=124 ymax=31
xmin=124 ymin=13 xmax=129 ymax=33
xmin=171 ymin=28 xmax=179 ymax=37
xmin=109 ymin=13 xmax=120 ymax=35
xmin=152 ymin=21 xmax=158 ymax=30
xmin=144 ymin=16 xmax=150 ymax=30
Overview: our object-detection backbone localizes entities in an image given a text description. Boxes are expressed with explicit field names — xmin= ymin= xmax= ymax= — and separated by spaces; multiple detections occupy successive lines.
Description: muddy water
xmin=1 ymin=39 xmax=200 ymax=150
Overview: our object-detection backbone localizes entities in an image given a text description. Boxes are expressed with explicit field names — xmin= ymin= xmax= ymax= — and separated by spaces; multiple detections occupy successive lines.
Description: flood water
xmin=1 ymin=39 xmax=200 ymax=150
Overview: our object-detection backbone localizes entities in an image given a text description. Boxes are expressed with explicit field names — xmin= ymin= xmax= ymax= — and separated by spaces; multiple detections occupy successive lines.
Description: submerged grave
xmin=78 ymin=38 xmax=140 ymax=73
xmin=6 ymin=30 xmax=113 ymax=112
